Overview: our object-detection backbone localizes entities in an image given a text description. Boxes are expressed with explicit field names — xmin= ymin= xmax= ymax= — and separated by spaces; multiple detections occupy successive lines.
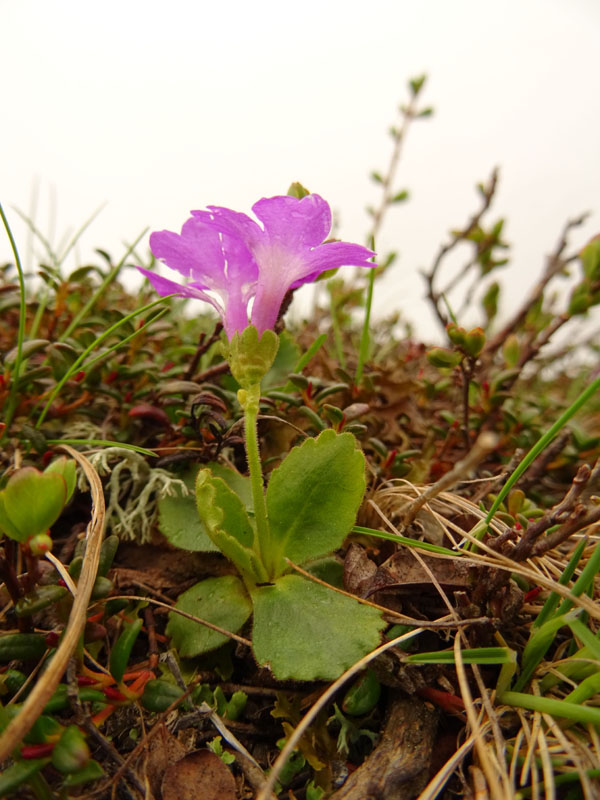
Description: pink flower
xmin=139 ymin=194 xmax=375 ymax=339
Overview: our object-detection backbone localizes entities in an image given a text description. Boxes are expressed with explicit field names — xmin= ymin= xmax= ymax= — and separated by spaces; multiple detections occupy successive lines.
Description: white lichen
xmin=78 ymin=448 xmax=189 ymax=542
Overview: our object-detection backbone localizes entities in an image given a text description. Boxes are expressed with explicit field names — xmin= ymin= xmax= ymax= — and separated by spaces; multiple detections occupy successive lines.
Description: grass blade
xmin=0 ymin=203 xmax=27 ymax=443
xmin=36 ymin=297 xmax=171 ymax=428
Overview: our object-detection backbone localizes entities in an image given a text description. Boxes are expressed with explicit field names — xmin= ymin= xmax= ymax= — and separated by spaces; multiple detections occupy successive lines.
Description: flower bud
xmin=28 ymin=533 xmax=53 ymax=556
xmin=502 ymin=334 xmax=520 ymax=368
xmin=426 ymin=347 xmax=462 ymax=369
xmin=446 ymin=322 xmax=466 ymax=347
xmin=463 ymin=327 xmax=486 ymax=358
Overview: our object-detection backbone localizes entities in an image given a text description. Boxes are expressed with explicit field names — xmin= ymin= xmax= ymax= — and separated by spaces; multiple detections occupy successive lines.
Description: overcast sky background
xmin=2 ymin=0 xmax=599 ymax=341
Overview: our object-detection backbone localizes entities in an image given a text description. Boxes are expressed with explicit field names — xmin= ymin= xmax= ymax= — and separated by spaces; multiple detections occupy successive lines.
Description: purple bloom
xmin=138 ymin=219 xmax=258 ymax=338
xmin=139 ymin=194 xmax=375 ymax=338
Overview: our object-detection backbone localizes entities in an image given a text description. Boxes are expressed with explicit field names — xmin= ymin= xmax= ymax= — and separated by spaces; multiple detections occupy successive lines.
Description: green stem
xmin=0 ymin=203 xmax=27 ymax=443
xmin=355 ymin=236 xmax=376 ymax=386
xmin=330 ymin=295 xmax=346 ymax=369
xmin=242 ymin=383 xmax=272 ymax=575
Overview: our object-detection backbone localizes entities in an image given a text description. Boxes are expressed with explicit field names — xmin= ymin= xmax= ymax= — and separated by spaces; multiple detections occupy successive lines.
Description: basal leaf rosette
xmin=172 ymin=430 xmax=385 ymax=680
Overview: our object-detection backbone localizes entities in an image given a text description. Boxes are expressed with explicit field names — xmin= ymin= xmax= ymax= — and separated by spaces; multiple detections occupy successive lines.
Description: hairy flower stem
xmin=241 ymin=383 xmax=272 ymax=576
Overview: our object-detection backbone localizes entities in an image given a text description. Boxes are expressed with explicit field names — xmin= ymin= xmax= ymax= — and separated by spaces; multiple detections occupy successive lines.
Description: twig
xmin=184 ymin=322 xmax=223 ymax=380
xmin=368 ymin=92 xmax=421 ymax=242
xmin=532 ymin=505 xmax=600 ymax=557
xmin=512 ymin=458 xmax=599 ymax=560
xmin=192 ymin=360 xmax=230 ymax=383
xmin=423 ymin=169 xmax=499 ymax=332
xmin=484 ymin=213 xmax=588 ymax=355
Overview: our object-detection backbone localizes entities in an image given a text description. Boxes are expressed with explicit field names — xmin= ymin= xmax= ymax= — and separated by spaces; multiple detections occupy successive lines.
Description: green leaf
xmin=262 ymin=330 xmax=301 ymax=390
xmin=251 ymin=575 xmax=385 ymax=680
xmin=391 ymin=189 xmax=409 ymax=203
xmin=44 ymin=456 xmax=77 ymax=503
xmin=0 ymin=467 xmax=67 ymax=541
xmin=141 ymin=679 xmax=185 ymax=712
xmin=167 ymin=575 xmax=253 ymax=658
xmin=196 ymin=470 xmax=254 ymax=550
xmin=110 ymin=617 xmax=143 ymax=683
xmin=63 ymin=758 xmax=104 ymax=787
xmin=0 ymin=759 xmax=48 ymax=796
xmin=501 ymin=691 xmax=600 ymax=726
xmin=409 ymin=74 xmax=427 ymax=95
xmin=265 ymin=430 xmax=366 ymax=572
xmin=15 ymin=585 xmax=68 ymax=617
xmin=51 ymin=724 xmax=91 ymax=774
xmin=0 ymin=633 xmax=48 ymax=663
xmin=342 ymin=669 xmax=381 ymax=715
xmin=195 ymin=469 xmax=267 ymax=583
xmin=159 ymin=464 xmax=252 ymax=553
xmin=405 ymin=647 xmax=514 ymax=665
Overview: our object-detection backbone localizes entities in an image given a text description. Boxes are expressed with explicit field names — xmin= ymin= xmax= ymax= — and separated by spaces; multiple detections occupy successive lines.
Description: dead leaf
xmin=368 ymin=547 xmax=473 ymax=596
xmin=161 ymin=749 xmax=237 ymax=800
xmin=343 ymin=543 xmax=377 ymax=597
xmin=136 ymin=724 xmax=186 ymax=798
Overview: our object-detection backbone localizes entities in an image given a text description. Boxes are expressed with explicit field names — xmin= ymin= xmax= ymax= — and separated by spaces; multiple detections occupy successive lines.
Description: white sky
xmin=2 ymin=0 xmax=599 ymax=341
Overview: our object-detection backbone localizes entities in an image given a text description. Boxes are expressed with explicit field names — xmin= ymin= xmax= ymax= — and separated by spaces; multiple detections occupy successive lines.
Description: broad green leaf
xmin=262 ymin=330 xmax=301 ymax=389
xmin=196 ymin=470 xmax=255 ymax=550
xmin=159 ymin=463 xmax=251 ymax=552
xmin=45 ymin=456 xmax=77 ymax=503
xmin=195 ymin=469 xmax=267 ymax=583
xmin=167 ymin=576 xmax=253 ymax=658
xmin=265 ymin=430 xmax=366 ymax=572
xmin=0 ymin=467 xmax=67 ymax=541
xmin=251 ymin=574 xmax=385 ymax=681
xmin=159 ymin=470 xmax=215 ymax=552
xmin=304 ymin=555 xmax=345 ymax=588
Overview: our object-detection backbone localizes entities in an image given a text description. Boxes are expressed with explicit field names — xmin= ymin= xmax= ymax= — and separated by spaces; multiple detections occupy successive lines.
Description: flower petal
xmin=191 ymin=206 xmax=263 ymax=249
xmin=137 ymin=265 xmax=226 ymax=313
xmin=150 ymin=218 xmax=225 ymax=286
xmin=289 ymin=241 xmax=376 ymax=287
xmin=251 ymin=194 xmax=332 ymax=249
